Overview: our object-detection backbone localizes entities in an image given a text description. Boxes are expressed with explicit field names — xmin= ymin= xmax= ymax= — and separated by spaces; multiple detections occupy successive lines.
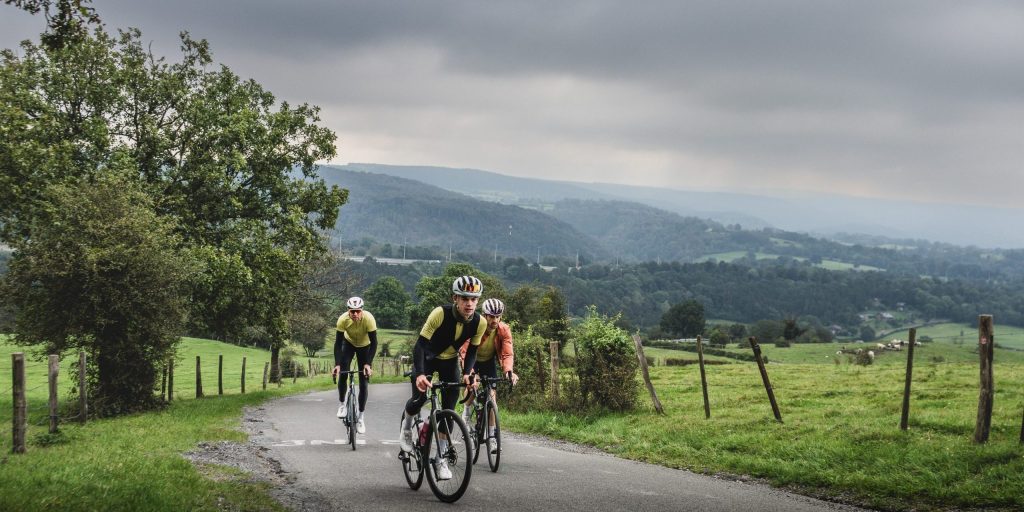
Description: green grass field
xmin=0 ymin=335 xmax=341 ymax=511
xmin=695 ymin=251 xmax=883 ymax=272
xmin=506 ymin=351 xmax=1024 ymax=511
xmin=6 ymin=329 xmax=1024 ymax=511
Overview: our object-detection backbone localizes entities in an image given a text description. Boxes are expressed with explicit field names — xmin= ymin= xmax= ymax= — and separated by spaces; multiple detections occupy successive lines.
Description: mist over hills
xmin=319 ymin=167 xmax=609 ymax=262
xmin=342 ymin=163 xmax=1024 ymax=249
xmin=320 ymin=165 xmax=1024 ymax=282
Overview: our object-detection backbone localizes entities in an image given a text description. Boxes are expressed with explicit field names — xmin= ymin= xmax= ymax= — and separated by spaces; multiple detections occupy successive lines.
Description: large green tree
xmin=363 ymin=276 xmax=411 ymax=329
xmin=1 ymin=172 xmax=194 ymax=415
xmin=1 ymin=1 xmax=347 ymax=394
xmin=659 ymin=299 xmax=705 ymax=338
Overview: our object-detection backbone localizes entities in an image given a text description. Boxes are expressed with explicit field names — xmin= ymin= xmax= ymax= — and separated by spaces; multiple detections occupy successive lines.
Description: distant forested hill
xmin=319 ymin=167 xmax=609 ymax=262
xmin=320 ymin=166 xmax=1024 ymax=282
xmin=549 ymin=199 xmax=744 ymax=262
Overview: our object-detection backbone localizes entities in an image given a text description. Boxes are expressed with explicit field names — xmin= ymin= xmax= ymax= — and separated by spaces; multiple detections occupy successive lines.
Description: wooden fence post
xmin=974 ymin=315 xmax=994 ymax=444
xmin=161 ymin=365 xmax=167 ymax=401
xmin=308 ymin=359 xmax=313 ymax=379
xmin=262 ymin=362 xmax=269 ymax=390
xmin=12 ymin=353 xmax=26 ymax=454
xmin=696 ymin=335 xmax=711 ymax=419
xmin=167 ymin=359 xmax=174 ymax=403
xmin=900 ymin=328 xmax=917 ymax=430
xmin=78 ymin=350 xmax=88 ymax=423
xmin=195 ymin=356 xmax=204 ymax=398
xmin=218 ymin=355 xmax=224 ymax=396
xmin=241 ymin=357 xmax=247 ymax=394
xmin=748 ymin=337 xmax=783 ymax=423
xmin=48 ymin=354 xmax=60 ymax=434
xmin=549 ymin=341 xmax=560 ymax=400
xmin=632 ymin=335 xmax=664 ymax=414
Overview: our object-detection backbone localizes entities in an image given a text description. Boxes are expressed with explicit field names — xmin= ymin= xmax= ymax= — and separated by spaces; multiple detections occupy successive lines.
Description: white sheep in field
xmin=876 ymin=343 xmax=886 ymax=349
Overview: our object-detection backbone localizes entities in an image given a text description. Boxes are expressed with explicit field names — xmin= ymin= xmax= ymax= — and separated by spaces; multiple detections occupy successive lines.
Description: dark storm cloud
xmin=3 ymin=0 xmax=1024 ymax=208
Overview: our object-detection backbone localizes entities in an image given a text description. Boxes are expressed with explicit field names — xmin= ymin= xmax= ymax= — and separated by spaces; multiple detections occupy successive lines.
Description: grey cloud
xmin=3 ymin=0 xmax=1024 ymax=213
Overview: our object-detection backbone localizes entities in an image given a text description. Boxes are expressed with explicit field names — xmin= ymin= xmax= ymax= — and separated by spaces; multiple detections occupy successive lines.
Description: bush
xmin=502 ymin=326 xmax=553 ymax=411
xmin=573 ymin=306 xmax=638 ymax=411
xmin=665 ymin=358 xmax=728 ymax=366
xmin=665 ymin=357 xmax=695 ymax=366
xmin=774 ymin=340 xmax=791 ymax=348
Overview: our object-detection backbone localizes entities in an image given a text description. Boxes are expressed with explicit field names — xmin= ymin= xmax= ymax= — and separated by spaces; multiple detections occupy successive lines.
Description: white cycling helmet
xmin=346 ymin=296 xmax=364 ymax=310
xmin=451 ymin=275 xmax=483 ymax=297
xmin=482 ymin=298 xmax=505 ymax=316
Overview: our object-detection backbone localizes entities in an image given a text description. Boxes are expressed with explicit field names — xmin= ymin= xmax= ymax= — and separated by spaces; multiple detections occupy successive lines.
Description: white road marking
xmin=272 ymin=439 xmax=368 ymax=446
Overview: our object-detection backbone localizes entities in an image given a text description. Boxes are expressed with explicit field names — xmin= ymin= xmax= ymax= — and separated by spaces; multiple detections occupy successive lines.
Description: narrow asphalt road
xmin=251 ymin=382 xmax=870 ymax=512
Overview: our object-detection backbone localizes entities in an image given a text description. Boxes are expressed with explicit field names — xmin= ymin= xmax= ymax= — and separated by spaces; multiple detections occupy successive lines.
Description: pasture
xmin=0 ymin=335 xmax=339 ymax=511
xmin=507 ymin=330 xmax=1024 ymax=511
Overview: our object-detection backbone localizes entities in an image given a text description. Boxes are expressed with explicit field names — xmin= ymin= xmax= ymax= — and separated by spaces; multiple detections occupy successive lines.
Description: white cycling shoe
xmin=436 ymin=460 xmax=453 ymax=480
xmin=337 ymin=403 xmax=345 ymax=419
xmin=356 ymin=414 xmax=366 ymax=434
xmin=399 ymin=426 xmax=415 ymax=453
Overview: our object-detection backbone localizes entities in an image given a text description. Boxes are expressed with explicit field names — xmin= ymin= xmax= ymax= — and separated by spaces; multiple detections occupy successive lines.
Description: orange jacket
xmin=458 ymin=321 xmax=514 ymax=373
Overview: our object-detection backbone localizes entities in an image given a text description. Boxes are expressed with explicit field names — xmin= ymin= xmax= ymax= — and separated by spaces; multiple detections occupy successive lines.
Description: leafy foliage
xmin=1 ymin=173 xmax=193 ymax=415
xmin=659 ymin=300 xmax=705 ymax=338
xmin=363 ymin=276 xmax=411 ymax=329
xmin=0 ymin=2 xmax=346 ymax=408
xmin=573 ymin=306 xmax=638 ymax=411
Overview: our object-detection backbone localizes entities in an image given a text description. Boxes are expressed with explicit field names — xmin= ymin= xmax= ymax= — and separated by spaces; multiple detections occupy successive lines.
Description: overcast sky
xmin=3 ymin=1 xmax=1023 ymax=209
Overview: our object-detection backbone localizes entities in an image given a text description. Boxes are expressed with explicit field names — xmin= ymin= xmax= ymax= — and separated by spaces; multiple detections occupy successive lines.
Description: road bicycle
xmin=398 ymin=377 xmax=473 ymax=503
xmin=335 ymin=369 xmax=363 ymax=450
xmin=462 ymin=375 xmax=509 ymax=472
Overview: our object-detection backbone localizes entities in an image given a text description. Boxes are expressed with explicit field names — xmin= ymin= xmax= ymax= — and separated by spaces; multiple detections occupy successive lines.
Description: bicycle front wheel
xmin=424 ymin=410 xmax=472 ymax=503
xmin=486 ymin=400 xmax=501 ymax=472
xmin=347 ymin=390 xmax=357 ymax=450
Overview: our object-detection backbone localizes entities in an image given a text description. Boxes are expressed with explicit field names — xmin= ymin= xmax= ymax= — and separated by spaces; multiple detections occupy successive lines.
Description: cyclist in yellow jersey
xmin=400 ymin=276 xmax=487 ymax=480
xmin=332 ymin=296 xmax=377 ymax=434
xmin=459 ymin=298 xmax=518 ymax=455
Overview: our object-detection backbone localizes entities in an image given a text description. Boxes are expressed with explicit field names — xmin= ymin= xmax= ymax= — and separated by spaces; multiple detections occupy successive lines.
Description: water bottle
xmin=418 ymin=420 xmax=430 ymax=446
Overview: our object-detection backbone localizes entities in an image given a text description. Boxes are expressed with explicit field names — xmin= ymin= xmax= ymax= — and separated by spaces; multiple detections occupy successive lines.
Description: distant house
xmin=877 ymin=312 xmax=895 ymax=321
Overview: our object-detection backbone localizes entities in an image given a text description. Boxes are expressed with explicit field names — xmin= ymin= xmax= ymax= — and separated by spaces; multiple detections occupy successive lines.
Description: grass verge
xmin=503 ymin=355 xmax=1024 ymax=511
xmin=0 ymin=336 xmax=338 ymax=511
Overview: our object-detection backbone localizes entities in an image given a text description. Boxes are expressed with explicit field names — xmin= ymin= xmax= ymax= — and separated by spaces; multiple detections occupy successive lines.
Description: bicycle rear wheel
xmin=424 ymin=410 xmax=472 ymax=503
xmin=486 ymin=400 xmax=501 ymax=472
xmin=400 ymin=414 xmax=424 ymax=490
xmin=471 ymin=404 xmax=484 ymax=464
xmin=347 ymin=389 xmax=357 ymax=450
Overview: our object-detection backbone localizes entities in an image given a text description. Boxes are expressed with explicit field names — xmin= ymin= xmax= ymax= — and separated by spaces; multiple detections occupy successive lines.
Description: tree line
xmin=349 ymin=255 xmax=1024 ymax=337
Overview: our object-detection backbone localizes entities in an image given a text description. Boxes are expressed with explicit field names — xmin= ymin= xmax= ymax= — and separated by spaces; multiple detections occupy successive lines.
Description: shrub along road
xmin=246 ymin=382 xmax=868 ymax=511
